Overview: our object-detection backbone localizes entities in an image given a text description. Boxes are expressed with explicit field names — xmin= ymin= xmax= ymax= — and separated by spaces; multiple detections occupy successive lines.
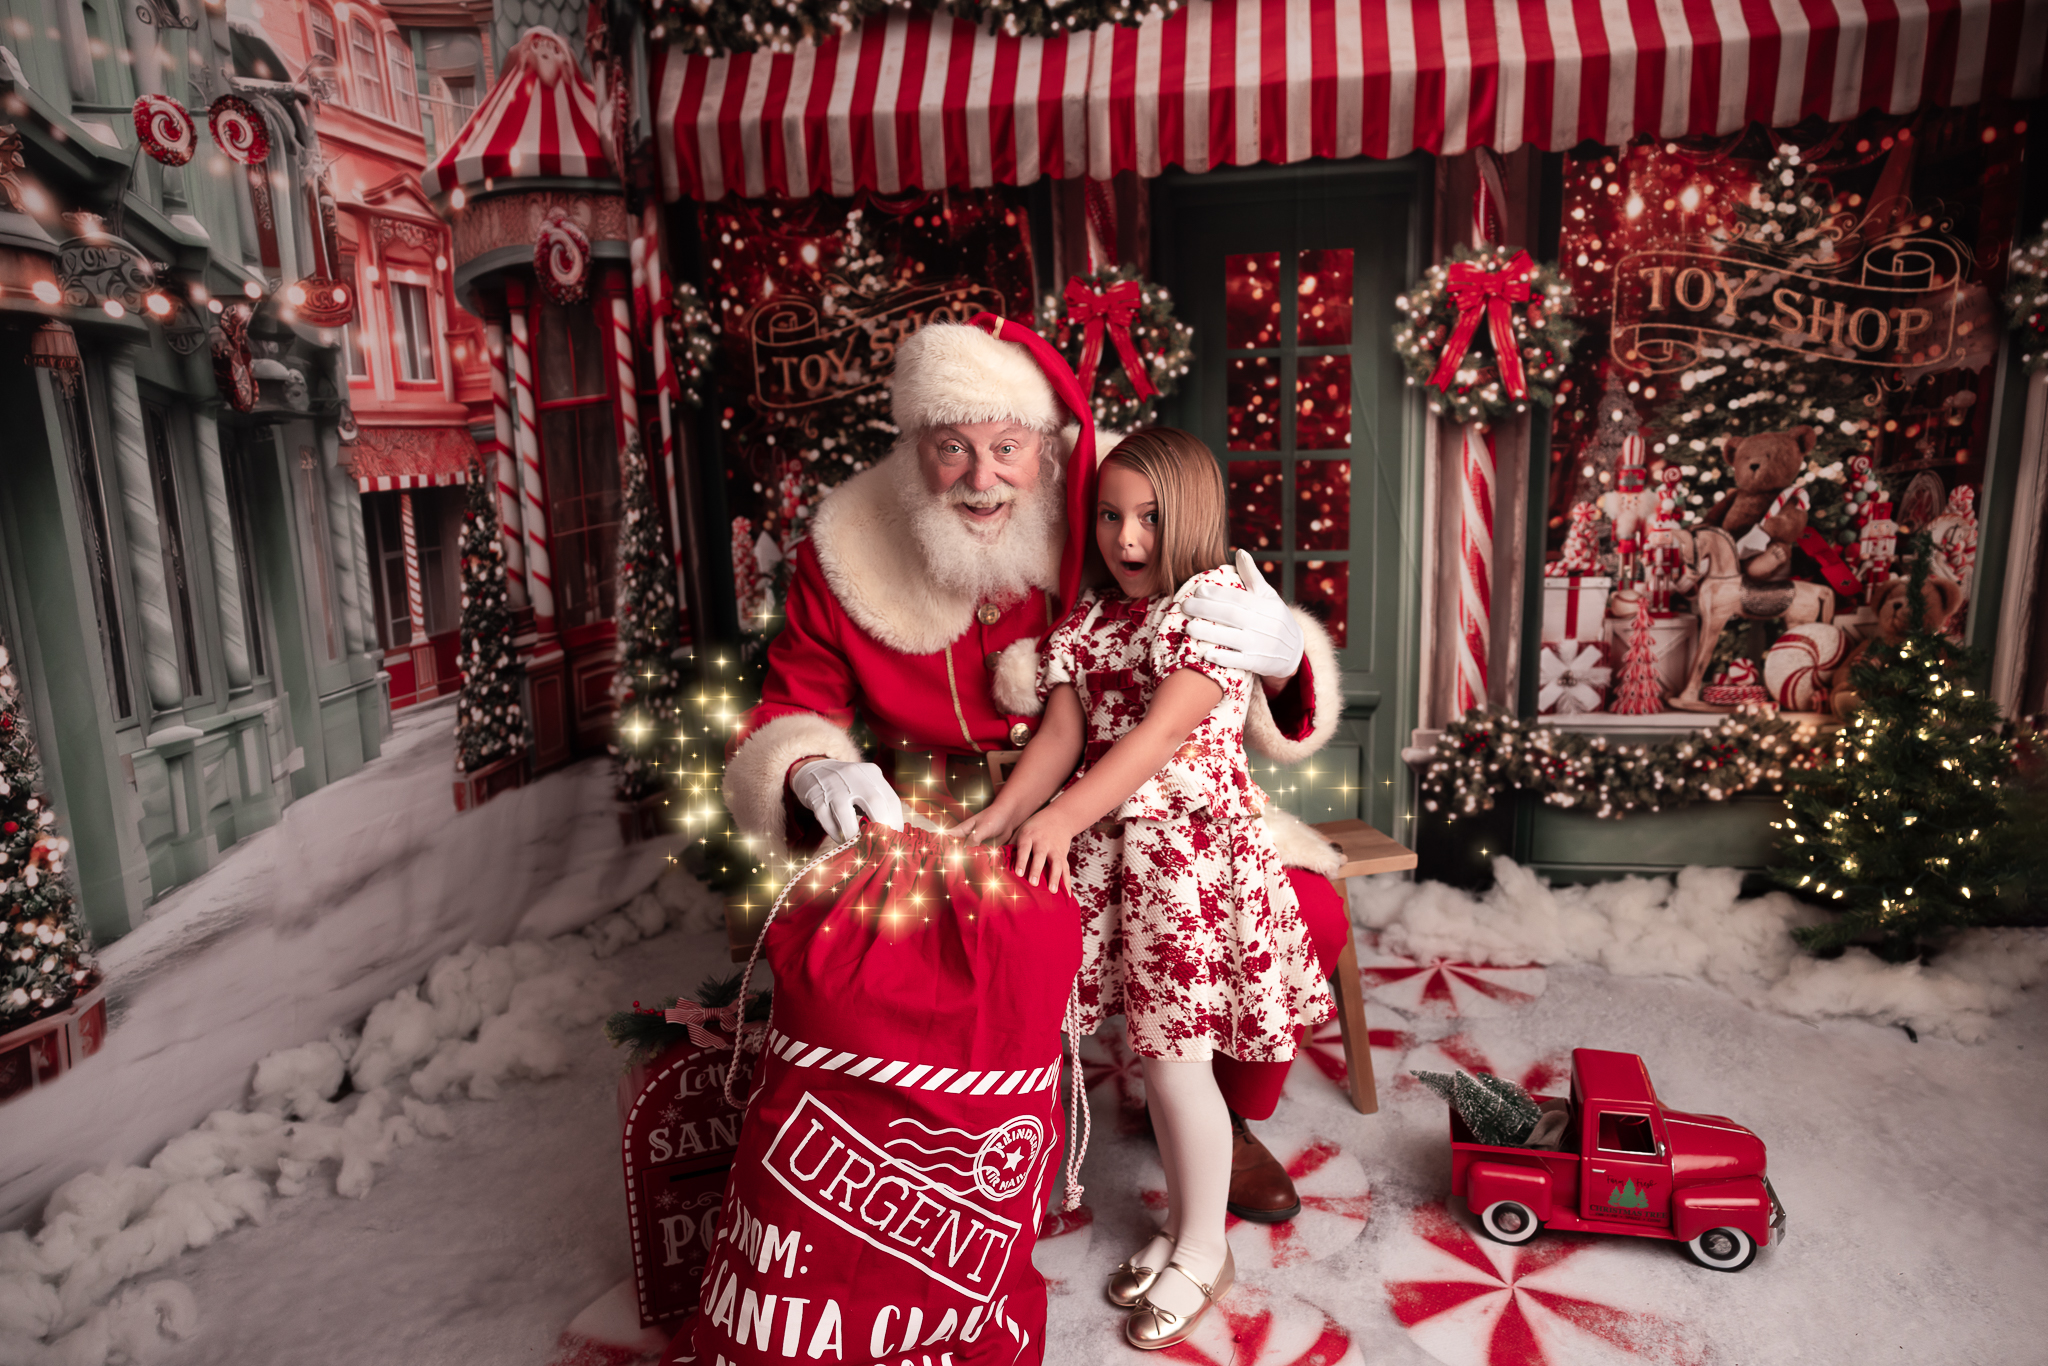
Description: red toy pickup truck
xmin=1447 ymin=1048 xmax=1786 ymax=1271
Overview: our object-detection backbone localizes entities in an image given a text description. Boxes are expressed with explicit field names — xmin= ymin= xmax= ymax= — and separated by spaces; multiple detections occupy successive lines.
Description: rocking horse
xmin=1668 ymin=526 xmax=1835 ymax=711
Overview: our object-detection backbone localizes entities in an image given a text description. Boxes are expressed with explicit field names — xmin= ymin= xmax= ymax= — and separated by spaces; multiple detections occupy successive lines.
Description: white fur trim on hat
xmin=990 ymin=637 xmax=1044 ymax=717
xmin=891 ymin=323 xmax=1064 ymax=435
xmin=721 ymin=712 xmax=863 ymax=860
xmin=1245 ymin=608 xmax=1342 ymax=766
xmin=1262 ymin=804 xmax=1343 ymax=877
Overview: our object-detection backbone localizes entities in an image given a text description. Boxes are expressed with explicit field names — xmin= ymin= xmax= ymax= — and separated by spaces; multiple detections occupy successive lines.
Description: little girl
xmin=953 ymin=427 xmax=1333 ymax=1350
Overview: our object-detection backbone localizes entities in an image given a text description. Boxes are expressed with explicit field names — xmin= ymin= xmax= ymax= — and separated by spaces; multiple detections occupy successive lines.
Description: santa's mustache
xmin=948 ymin=483 xmax=1019 ymax=509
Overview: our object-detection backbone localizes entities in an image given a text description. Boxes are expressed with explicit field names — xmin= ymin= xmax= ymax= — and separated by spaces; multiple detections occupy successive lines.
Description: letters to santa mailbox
xmin=618 ymin=1037 xmax=745 ymax=1327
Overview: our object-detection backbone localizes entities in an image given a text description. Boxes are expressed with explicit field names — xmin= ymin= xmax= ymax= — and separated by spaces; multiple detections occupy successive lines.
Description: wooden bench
xmin=723 ymin=816 xmax=1418 ymax=1115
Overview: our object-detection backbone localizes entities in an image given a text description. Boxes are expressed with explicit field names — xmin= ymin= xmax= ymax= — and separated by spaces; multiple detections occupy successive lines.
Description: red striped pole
xmin=506 ymin=301 xmax=555 ymax=632
xmin=399 ymin=490 xmax=429 ymax=645
xmin=482 ymin=320 xmax=527 ymax=606
xmin=1455 ymin=423 xmax=1495 ymax=715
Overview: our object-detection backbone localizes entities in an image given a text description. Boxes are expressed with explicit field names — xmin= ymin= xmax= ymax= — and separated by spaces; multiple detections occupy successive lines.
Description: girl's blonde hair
xmin=1087 ymin=426 xmax=1230 ymax=594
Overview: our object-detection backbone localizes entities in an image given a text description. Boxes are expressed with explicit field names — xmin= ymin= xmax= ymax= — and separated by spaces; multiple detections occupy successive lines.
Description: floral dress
xmin=1041 ymin=566 xmax=1333 ymax=1063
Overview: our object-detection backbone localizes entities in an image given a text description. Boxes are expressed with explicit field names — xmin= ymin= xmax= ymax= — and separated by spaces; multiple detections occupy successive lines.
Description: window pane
xmin=351 ymin=22 xmax=385 ymax=116
xmin=1296 ymin=248 xmax=1354 ymax=345
xmin=310 ymin=9 xmax=336 ymax=61
xmin=1295 ymin=459 xmax=1351 ymax=551
xmin=389 ymin=49 xmax=417 ymax=128
xmin=1295 ymin=353 xmax=1352 ymax=450
xmin=1227 ymin=460 xmax=1282 ymax=556
xmin=1226 ymin=356 xmax=1280 ymax=451
xmin=1225 ymin=252 xmax=1282 ymax=349
xmin=394 ymin=284 xmax=436 ymax=382
xmin=1295 ymin=559 xmax=1348 ymax=648
xmin=222 ymin=438 xmax=267 ymax=679
xmin=144 ymin=409 xmax=206 ymax=697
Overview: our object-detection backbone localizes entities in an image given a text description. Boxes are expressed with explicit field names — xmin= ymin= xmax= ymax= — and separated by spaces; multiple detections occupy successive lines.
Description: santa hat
xmin=892 ymin=315 xmax=1100 ymax=607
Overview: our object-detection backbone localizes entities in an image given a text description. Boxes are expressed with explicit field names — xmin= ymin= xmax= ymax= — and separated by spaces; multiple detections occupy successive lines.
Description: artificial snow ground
xmin=5 ymin=802 xmax=2046 ymax=1363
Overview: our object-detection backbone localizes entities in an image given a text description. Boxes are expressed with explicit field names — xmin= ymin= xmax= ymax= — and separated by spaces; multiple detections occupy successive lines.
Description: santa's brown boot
xmin=1224 ymin=1111 xmax=1299 ymax=1224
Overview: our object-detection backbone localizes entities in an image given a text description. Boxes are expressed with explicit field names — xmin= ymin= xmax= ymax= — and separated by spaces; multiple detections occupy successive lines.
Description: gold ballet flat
xmin=1105 ymin=1257 xmax=1163 ymax=1308
xmin=1123 ymin=1249 xmax=1235 ymax=1351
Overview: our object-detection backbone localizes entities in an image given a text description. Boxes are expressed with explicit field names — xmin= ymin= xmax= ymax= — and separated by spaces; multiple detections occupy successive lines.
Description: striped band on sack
xmin=766 ymin=1029 xmax=1060 ymax=1096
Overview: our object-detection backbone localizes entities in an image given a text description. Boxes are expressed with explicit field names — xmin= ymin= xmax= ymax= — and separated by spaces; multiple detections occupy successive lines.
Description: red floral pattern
xmin=1385 ymin=1203 xmax=1708 ymax=1366
xmin=1047 ymin=569 xmax=1332 ymax=1061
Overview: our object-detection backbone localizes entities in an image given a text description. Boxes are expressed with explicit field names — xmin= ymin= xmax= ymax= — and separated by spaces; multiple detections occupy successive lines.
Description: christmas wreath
xmin=1394 ymin=243 xmax=1578 ymax=427
xmin=668 ymin=280 xmax=717 ymax=410
xmin=1421 ymin=705 xmax=1821 ymax=821
xmin=655 ymin=0 xmax=1183 ymax=54
xmin=1042 ymin=265 xmax=1193 ymax=432
xmin=2003 ymin=219 xmax=2048 ymax=374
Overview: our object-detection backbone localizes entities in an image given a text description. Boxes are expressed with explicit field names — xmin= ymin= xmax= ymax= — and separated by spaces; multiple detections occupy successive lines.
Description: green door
xmin=1154 ymin=160 xmax=1429 ymax=838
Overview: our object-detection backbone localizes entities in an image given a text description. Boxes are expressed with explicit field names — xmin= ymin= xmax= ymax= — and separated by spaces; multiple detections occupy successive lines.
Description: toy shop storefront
xmin=649 ymin=0 xmax=2047 ymax=882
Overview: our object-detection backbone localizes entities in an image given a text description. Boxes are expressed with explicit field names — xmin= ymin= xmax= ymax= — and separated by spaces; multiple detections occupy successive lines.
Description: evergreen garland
xmin=1421 ymin=705 xmax=1820 ymax=821
xmin=650 ymin=0 xmax=1183 ymax=55
xmin=612 ymin=433 xmax=688 ymax=803
xmin=2002 ymin=219 xmax=2048 ymax=374
xmin=0 ymin=637 xmax=95 ymax=1031
xmin=1413 ymin=1070 xmax=1541 ymax=1148
xmin=1773 ymin=540 xmax=2038 ymax=960
xmin=454 ymin=462 xmax=529 ymax=775
xmin=1041 ymin=265 xmax=1194 ymax=432
xmin=669 ymin=279 xmax=718 ymax=410
xmin=1393 ymin=243 xmax=1579 ymax=426
xmin=606 ymin=971 xmax=773 ymax=1068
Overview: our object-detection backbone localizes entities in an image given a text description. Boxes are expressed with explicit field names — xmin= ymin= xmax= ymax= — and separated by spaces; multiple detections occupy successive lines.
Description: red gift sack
xmin=693 ymin=825 xmax=1082 ymax=1366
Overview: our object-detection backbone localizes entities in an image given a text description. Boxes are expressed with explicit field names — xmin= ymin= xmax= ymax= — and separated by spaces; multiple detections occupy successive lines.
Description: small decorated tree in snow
xmin=612 ymin=433 xmax=687 ymax=802
xmin=455 ymin=461 xmax=528 ymax=775
xmin=1413 ymin=1070 xmax=1541 ymax=1147
xmin=1609 ymin=597 xmax=1664 ymax=716
xmin=1774 ymin=543 xmax=2032 ymax=960
xmin=0 ymin=637 xmax=95 ymax=1031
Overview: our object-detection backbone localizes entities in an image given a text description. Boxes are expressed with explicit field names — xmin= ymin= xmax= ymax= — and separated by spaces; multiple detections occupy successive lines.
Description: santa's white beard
xmin=891 ymin=448 xmax=1062 ymax=604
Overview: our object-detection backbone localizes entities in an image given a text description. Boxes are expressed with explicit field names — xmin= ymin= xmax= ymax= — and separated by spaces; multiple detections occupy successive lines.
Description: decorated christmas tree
xmin=1412 ymin=1070 xmax=1540 ymax=1147
xmin=1609 ymin=597 xmax=1664 ymax=715
xmin=0 ymin=637 xmax=96 ymax=1031
xmin=1774 ymin=543 xmax=2032 ymax=960
xmin=1554 ymin=501 xmax=1601 ymax=573
xmin=455 ymin=461 xmax=528 ymax=774
xmin=612 ymin=433 xmax=687 ymax=802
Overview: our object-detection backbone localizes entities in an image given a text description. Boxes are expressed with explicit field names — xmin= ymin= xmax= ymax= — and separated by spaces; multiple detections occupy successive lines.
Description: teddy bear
xmin=1699 ymin=426 xmax=1816 ymax=583
xmin=1829 ymin=574 xmax=1967 ymax=720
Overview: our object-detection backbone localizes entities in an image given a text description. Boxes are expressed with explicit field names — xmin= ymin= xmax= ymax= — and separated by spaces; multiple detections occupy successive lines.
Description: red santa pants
xmin=1211 ymin=869 xmax=1347 ymax=1121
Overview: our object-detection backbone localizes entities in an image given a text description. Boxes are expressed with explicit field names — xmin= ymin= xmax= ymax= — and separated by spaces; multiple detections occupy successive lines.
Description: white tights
xmin=1135 ymin=1055 xmax=1232 ymax=1305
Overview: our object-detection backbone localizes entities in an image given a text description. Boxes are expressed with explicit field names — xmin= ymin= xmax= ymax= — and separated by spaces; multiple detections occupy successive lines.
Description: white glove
xmin=790 ymin=759 xmax=903 ymax=842
xmin=1182 ymin=549 xmax=1306 ymax=679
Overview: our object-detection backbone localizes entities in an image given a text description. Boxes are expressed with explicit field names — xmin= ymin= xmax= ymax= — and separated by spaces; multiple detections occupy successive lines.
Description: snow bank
xmin=1353 ymin=858 xmax=2048 ymax=1041
xmin=0 ymin=907 xmax=666 ymax=1366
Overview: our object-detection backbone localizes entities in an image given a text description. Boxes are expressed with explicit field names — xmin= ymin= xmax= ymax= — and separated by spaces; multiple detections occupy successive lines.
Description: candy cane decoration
xmin=481 ymin=322 xmax=526 ymax=604
xmin=399 ymin=491 xmax=429 ymax=645
xmin=1455 ymin=423 xmax=1495 ymax=714
xmin=506 ymin=308 xmax=554 ymax=630
xmin=610 ymin=282 xmax=642 ymax=463
xmin=643 ymin=208 xmax=688 ymax=605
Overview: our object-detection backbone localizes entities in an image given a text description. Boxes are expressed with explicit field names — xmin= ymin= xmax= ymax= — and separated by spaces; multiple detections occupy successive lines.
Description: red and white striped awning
xmin=347 ymin=425 xmax=479 ymax=492
xmin=656 ymin=0 xmax=2046 ymax=201
xmin=422 ymin=28 xmax=612 ymax=199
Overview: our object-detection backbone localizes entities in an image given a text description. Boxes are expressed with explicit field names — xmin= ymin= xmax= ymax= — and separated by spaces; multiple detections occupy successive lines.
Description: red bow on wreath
xmin=1063 ymin=277 xmax=1157 ymax=401
xmin=664 ymin=1000 xmax=743 ymax=1048
xmin=1427 ymin=251 xmax=1535 ymax=401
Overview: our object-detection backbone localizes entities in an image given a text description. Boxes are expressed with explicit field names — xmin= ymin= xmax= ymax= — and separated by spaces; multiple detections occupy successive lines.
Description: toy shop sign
xmin=1611 ymin=233 xmax=1965 ymax=374
xmin=748 ymin=280 xmax=1008 ymax=415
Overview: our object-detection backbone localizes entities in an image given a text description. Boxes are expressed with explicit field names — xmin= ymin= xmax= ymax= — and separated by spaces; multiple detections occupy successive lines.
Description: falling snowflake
xmin=1384 ymin=1203 xmax=1708 ymax=1366
xmin=1358 ymin=945 xmax=1548 ymax=1018
xmin=1144 ymin=1137 xmax=1371 ymax=1272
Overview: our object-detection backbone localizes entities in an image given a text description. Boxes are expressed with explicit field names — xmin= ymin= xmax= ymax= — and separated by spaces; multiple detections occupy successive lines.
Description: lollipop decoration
xmin=534 ymin=209 xmax=591 ymax=306
xmin=207 ymin=96 xmax=270 ymax=166
xmin=132 ymin=95 xmax=195 ymax=167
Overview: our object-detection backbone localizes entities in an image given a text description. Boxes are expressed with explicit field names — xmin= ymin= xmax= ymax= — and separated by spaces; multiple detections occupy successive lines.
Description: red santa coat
xmin=723 ymin=456 xmax=1345 ymax=864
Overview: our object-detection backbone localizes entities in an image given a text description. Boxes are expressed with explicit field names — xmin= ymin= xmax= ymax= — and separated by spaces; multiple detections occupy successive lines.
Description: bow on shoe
xmin=1427 ymin=251 xmax=1534 ymax=400
xmin=1064 ymin=277 xmax=1158 ymax=400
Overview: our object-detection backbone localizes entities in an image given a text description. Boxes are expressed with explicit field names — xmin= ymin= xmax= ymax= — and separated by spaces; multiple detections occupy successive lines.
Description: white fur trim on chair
xmin=721 ymin=712 xmax=863 ymax=860
xmin=1245 ymin=608 xmax=1342 ymax=766
xmin=1262 ymin=805 xmax=1343 ymax=877
xmin=990 ymin=638 xmax=1044 ymax=717
xmin=891 ymin=323 xmax=1064 ymax=434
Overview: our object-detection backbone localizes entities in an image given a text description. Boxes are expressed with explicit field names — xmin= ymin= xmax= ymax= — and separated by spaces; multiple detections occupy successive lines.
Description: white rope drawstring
xmin=1059 ymin=985 xmax=1092 ymax=1212
xmin=723 ymin=832 xmax=861 ymax=1111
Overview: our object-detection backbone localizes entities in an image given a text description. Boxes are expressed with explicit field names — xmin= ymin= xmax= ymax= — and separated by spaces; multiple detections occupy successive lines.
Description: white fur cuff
xmin=721 ymin=712 xmax=863 ymax=860
xmin=1245 ymin=608 xmax=1342 ymax=766
xmin=1262 ymin=805 xmax=1343 ymax=877
xmin=991 ymin=638 xmax=1044 ymax=717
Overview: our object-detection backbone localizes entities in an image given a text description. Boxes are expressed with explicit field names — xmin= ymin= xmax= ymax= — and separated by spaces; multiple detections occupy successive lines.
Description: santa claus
xmin=723 ymin=315 xmax=1346 ymax=1221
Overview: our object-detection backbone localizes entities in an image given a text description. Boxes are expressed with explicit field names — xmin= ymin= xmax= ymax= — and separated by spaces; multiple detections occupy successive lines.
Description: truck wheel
xmin=1479 ymin=1200 xmax=1540 ymax=1246
xmin=1686 ymin=1226 xmax=1757 ymax=1271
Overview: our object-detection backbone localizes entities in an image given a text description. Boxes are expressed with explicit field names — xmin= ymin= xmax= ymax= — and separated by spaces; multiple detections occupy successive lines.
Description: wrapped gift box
xmin=1542 ymin=574 xmax=1613 ymax=644
xmin=1602 ymin=611 xmax=1700 ymax=700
